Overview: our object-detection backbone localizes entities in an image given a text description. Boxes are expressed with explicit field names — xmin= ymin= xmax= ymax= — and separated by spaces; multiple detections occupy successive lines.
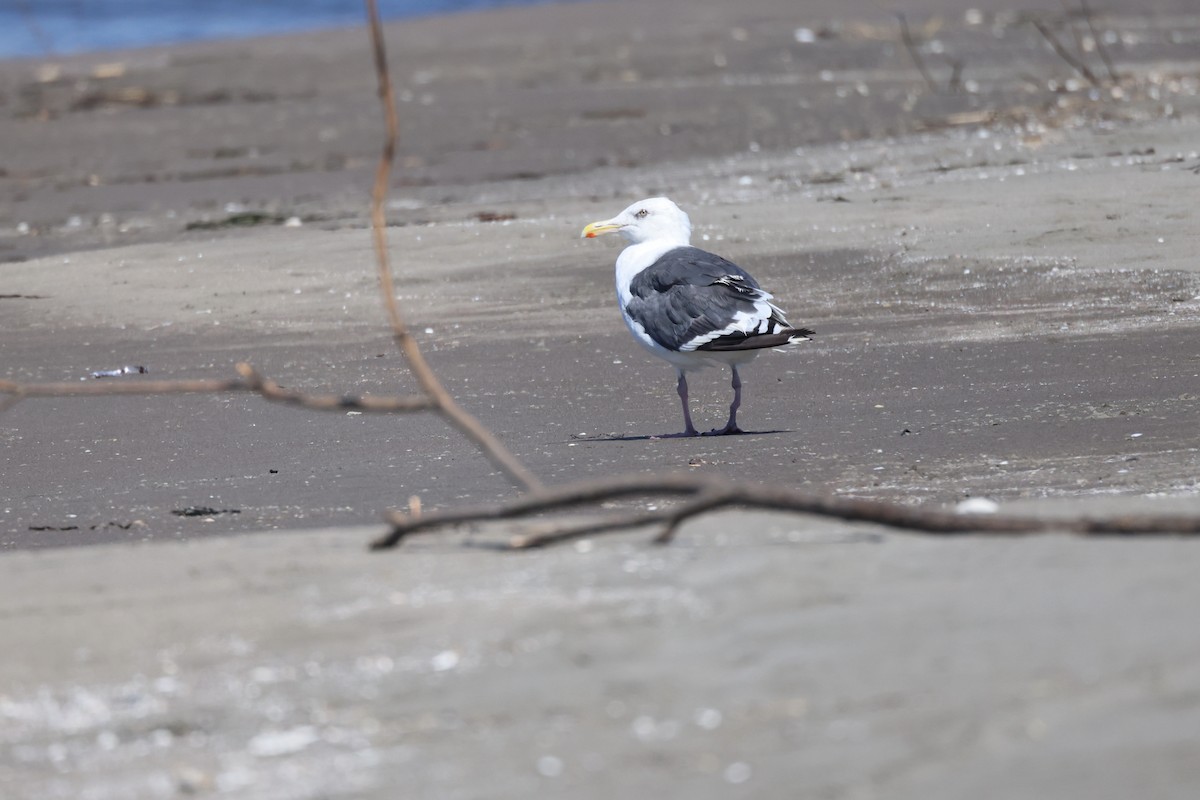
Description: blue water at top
xmin=0 ymin=0 xmax=572 ymax=59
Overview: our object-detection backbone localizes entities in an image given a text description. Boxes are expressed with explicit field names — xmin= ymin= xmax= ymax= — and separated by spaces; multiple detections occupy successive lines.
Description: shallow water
xmin=0 ymin=0 xmax=585 ymax=58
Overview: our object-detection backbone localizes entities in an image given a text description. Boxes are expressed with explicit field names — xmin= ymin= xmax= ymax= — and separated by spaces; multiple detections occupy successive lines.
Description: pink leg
xmin=653 ymin=370 xmax=699 ymax=438
xmin=710 ymin=365 xmax=745 ymax=435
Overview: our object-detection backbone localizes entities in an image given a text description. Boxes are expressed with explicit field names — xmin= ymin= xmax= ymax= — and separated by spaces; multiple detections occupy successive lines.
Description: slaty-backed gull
xmin=582 ymin=197 xmax=814 ymax=437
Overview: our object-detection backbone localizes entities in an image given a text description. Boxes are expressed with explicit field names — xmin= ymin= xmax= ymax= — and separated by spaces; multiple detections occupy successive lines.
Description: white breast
xmin=613 ymin=240 xmax=685 ymax=309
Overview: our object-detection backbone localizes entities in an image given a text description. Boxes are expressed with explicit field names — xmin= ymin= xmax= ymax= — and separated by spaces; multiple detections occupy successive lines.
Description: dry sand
xmin=2 ymin=0 xmax=1200 ymax=797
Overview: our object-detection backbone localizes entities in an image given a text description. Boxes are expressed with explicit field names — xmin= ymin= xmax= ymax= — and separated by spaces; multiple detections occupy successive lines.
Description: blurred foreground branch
xmin=364 ymin=0 xmax=543 ymax=493
xmin=373 ymin=473 xmax=1200 ymax=550
xmin=1 ymin=4 xmax=540 ymax=497
xmin=0 ymin=363 xmax=434 ymax=415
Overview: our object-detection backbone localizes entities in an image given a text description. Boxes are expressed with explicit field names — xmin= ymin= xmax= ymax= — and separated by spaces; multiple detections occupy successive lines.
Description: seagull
xmin=582 ymin=197 xmax=813 ymax=437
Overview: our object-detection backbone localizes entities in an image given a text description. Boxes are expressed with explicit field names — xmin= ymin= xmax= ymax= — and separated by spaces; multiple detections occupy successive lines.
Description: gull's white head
xmin=581 ymin=197 xmax=693 ymax=246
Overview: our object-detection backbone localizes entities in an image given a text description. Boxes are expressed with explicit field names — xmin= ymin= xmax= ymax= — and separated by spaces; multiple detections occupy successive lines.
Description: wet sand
xmin=2 ymin=0 xmax=1200 ymax=797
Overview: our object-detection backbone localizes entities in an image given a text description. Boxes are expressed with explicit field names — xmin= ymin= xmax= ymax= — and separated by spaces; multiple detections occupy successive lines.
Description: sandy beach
xmin=2 ymin=0 xmax=1200 ymax=797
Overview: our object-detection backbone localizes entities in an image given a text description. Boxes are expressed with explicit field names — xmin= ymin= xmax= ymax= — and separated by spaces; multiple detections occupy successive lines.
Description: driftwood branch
xmin=372 ymin=473 xmax=1200 ymax=550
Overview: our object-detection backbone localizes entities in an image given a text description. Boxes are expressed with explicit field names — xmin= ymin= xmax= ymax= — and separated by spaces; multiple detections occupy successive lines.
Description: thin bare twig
xmin=897 ymin=14 xmax=941 ymax=94
xmin=1 ymin=8 xmax=540 ymax=495
xmin=1079 ymin=0 xmax=1120 ymax=83
xmin=1032 ymin=16 xmax=1100 ymax=86
xmin=0 ymin=362 xmax=435 ymax=415
xmin=371 ymin=472 xmax=1200 ymax=550
xmin=363 ymin=0 xmax=543 ymax=493
xmin=4 ymin=4 xmax=1194 ymax=555
xmin=1059 ymin=0 xmax=1093 ymax=77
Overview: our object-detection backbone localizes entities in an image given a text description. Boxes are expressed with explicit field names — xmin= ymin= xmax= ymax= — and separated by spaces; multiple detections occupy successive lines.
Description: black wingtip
xmin=695 ymin=326 xmax=816 ymax=352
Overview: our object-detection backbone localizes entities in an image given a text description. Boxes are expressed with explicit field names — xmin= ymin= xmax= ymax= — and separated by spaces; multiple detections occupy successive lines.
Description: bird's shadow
xmin=569 ymin=429 xmax=793 ymax=443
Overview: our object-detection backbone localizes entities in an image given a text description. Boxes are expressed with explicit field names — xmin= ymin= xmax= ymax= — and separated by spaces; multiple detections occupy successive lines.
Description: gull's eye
xmin=635 ymin=209 xmax=649 ymax=219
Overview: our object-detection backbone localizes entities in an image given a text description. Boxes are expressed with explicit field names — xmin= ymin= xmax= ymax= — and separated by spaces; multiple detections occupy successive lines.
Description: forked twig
xmin=364 ymin=0 xmax=543 ymax=493
xmin=372 ymin=473 xmax=1200 ymax=550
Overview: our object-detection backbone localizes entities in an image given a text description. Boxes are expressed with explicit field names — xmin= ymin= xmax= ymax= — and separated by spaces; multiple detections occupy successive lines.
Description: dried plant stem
xmin=364 ymin=0 xmax=543 ymax=493
xmin=372 ymin=473 xmax=1200 ymax=550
